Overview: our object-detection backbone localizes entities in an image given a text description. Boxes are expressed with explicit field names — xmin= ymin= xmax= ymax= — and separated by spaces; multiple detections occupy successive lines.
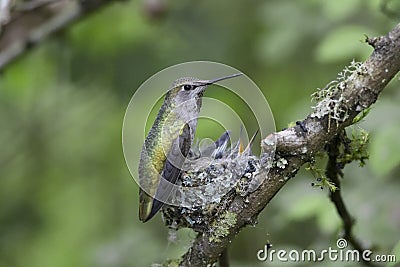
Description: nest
xmin=161 ymin=131 xmax=270 ymax=232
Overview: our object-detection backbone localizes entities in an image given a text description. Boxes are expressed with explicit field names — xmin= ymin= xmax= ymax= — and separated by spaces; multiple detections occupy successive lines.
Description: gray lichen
xmin=311 ymin=60 xmax=367 ymax=128
xmin=276 ymin=157 xmax=288 ymax=169
xmin=162 ymin=154 xmax=262 ymax=232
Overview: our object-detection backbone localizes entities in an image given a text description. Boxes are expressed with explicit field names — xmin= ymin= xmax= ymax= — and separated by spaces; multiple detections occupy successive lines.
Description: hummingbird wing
xmin=146 ymin=123 xmax=192 ymax=221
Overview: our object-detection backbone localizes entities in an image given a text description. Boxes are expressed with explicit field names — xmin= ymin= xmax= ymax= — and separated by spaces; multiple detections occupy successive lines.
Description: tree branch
xmin=180 ymin=23 xmax=400 ymax=266
xmin=0 ymin=0 xmax=115 ymax=71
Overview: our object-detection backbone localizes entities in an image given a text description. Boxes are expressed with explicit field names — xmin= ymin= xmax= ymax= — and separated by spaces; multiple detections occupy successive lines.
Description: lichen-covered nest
xmin=161 ymin=131 xmax=273 ymax=232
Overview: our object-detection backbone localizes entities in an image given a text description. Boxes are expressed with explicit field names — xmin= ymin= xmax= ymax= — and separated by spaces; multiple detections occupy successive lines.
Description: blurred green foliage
xmin=0 ymin=0 xmax=399 ymax=266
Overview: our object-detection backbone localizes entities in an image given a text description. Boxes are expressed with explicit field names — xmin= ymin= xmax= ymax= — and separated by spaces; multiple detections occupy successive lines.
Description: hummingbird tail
xmin=139 ymin=191 xmax=165 ymax=222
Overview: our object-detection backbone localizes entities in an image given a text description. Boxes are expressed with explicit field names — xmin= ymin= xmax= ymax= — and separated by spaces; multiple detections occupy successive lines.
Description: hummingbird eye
xmin=182 ymin=84 xmax=195 ymax=91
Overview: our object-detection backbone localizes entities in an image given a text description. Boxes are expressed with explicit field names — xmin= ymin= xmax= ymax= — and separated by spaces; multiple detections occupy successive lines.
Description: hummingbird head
xmin=166 ymin=77 xmax=206 ymax=106
xmin=165 ymin=73 xmax=242 ymax=107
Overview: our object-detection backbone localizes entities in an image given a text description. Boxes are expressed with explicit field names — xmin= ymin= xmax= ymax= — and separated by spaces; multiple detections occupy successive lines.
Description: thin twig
xmin=325 ymin=134 xmax=377 ymax=267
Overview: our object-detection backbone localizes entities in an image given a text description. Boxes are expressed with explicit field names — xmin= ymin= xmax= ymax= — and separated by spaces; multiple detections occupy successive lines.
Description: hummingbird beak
xmin=194 ymin=73 xmax=242 ymax=97
xmin=201 ymin=73 xmax=243 ymax=85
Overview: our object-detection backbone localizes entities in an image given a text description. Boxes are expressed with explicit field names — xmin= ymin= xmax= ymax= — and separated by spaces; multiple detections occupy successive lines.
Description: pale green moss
xmin=209 ymin=211 xmax=237 ymax=243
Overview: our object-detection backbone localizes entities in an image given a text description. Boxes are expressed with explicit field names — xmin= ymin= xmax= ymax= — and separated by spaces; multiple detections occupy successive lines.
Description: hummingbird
xmin=138 ymin=73 xmax=242 ymax=222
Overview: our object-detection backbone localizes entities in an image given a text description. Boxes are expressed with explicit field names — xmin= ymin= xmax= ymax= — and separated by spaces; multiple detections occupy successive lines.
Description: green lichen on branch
xmin=311 ymin=60 xmax=368 ymax=129
xmin=209 ymin=211 xmax=237 ymax=243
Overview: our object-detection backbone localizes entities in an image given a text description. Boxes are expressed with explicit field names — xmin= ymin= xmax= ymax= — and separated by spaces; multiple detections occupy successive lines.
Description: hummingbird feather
xmin=139 ymin=123 xmax=191 ymax=222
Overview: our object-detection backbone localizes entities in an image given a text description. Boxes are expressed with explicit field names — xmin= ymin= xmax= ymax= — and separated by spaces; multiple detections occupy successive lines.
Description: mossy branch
xmin=179 ymin=23 xmax=400 ymax=267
